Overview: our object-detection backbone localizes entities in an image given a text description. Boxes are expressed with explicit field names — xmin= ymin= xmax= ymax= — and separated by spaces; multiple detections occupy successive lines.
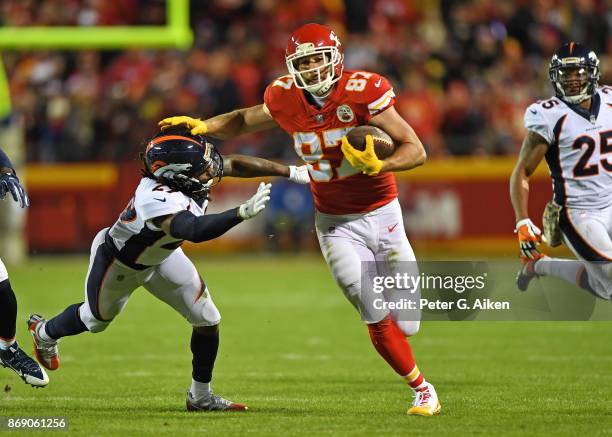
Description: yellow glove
xmin=158 ymin=116 xmax=207 ymax=135
xmin=341 ymin=135 xmax=383 ymax=176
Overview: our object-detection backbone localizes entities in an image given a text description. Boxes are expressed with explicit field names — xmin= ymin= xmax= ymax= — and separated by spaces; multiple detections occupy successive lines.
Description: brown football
xmin=346 ymin=125 xmax=395 ymax=159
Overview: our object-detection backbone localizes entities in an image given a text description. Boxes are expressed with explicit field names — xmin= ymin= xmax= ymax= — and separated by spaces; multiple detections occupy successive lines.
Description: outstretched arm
xmin=156 ymin=183 xmax=272 ymax=242
xmin=206 ymin=104 xmax=278 ymax=140
xmin=223 ymin=154 xmax=310 ymax=183
xmin=159 ymin=104 xmax=278 ymax=140
xmin=223 ymin=154 xmax=290 ymax=178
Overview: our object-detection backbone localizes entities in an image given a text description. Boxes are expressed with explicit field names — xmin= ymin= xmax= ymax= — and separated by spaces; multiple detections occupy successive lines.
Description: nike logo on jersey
xmin=153 ymin=197 xmax=167 ymax=202
xmin=529 ymin=109 xmax=537 ymax=114
xmin=388 ymin=223 xmax=398 ymax=233
xmin=374 ymin=78 xmax=382 ymax=88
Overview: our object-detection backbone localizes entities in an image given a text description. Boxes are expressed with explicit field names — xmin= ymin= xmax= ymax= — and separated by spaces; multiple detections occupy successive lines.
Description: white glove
xmin=289 ymin=165 xmax=310 ymax=184
xmin=238 ymin=182 xmax=271 ymax=220
xmin=515 ymin=218 xmax=544 ymax=260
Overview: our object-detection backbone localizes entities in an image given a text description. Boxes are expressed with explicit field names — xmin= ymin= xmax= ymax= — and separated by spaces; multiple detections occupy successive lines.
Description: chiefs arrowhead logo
xmin=336 ymin=104 xmax=354 ymax=123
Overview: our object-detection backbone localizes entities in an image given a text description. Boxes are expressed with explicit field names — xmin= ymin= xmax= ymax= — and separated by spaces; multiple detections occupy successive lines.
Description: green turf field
xmin=1 ymin=255 xmax=611 ymax=436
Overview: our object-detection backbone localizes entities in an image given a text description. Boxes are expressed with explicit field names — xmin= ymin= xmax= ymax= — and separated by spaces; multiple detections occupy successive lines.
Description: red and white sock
xmin=367 ymin=316 xmax=427 ymax=391
xmin=404 ymin=365 xmax=427 ymax=391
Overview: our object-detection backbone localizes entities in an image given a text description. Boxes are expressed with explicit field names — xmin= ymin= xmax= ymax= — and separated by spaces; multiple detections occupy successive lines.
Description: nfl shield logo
xmin=314 ymin=114 xmax=325 ymax=124
xmin=336 ymin=105 xmax=354 ymax=123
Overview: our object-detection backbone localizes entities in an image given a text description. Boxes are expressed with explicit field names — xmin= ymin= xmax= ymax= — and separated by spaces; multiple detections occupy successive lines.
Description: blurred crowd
xmin=2 ymin=0 xmax=611 ymax=162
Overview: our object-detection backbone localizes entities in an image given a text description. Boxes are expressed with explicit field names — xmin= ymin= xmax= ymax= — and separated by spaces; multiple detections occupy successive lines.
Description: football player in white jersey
xmin=26 ymin=127 xmax=309 ymax=411
xmin=510 ymin=42 xmax=612 ymax=300
xmin=0 ymin=148 xmax=49 ymax=387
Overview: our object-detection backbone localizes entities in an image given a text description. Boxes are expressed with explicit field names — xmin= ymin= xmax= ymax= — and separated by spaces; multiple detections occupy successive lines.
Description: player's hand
xmin=289 ymin=165 xmax=310 ymax=184
xmin=0 ymin=171 xmax=29 ymax=208
xmin=515 ymin=218 xmax=544 ymax=261
xmin=341 ymin=135 xmax=383 ymax=176
xmin=238 ymin=182 xmax=271 ymax=220
xmin=158 ymin=116 xmax=207 ymax=135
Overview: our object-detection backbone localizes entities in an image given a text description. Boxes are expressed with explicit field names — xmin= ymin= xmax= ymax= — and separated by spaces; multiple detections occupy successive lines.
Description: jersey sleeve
xmin=597 ymin=85 xmax=612 ymax=104
xmin=358 ymin=73 xmax=396 ymax=118
xmin=264 ymin=75 xmax=294 ymax=116
xmin=523 ymin=103 xmax=553 ymax=144
xmin=135 ymin=189 xmax=188 ymax=223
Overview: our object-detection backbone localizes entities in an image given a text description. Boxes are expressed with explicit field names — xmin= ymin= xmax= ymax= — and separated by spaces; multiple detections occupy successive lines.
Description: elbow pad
xmin=170 ymin=209 xmax=242 ymax=243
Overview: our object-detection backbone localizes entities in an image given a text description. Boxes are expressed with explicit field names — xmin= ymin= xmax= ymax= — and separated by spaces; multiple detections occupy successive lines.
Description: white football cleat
xmin=407 ymin=383 xmax=441 ymax=416
xmin=186 ymin=391 xmax=248 ymax=412
xmin=28 ymin=314 xmax=60 ymax=371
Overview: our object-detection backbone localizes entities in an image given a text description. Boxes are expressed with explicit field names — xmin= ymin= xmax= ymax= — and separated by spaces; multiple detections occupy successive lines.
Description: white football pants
xmin=0 ymin=258 xmax=7 ymax=282
xmin=559 ymin=204 xmax=612 ymax=299
xmin=315 ymin=198 xmax=421 ymax=336
xmin=79 ymin=228 xmax=221 ymax=332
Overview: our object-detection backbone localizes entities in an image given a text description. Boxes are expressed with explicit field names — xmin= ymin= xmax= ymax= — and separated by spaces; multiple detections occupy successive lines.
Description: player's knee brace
xmin=396 ymin=320 xmax=420 ymax=337
xmin=186 ymin=298 xmax=221 ymax=327
xmin=78 ymin=303 xmax=110 ymax=333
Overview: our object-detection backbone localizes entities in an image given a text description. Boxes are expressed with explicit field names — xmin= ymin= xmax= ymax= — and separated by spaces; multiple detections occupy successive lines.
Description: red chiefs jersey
xmin=264 ymin=70 xmax=398 ymax=214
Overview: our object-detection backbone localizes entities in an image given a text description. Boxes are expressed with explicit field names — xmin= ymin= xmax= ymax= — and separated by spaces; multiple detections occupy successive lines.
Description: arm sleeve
xmin=169 ymin=208 xmax=243 ymax=243
xmin=0 ymin=148 xmax=14 ymax=170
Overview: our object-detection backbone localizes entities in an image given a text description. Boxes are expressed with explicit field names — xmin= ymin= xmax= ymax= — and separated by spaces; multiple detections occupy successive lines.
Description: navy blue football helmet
xmin=549 ymin=42 xmax=600 ymax=104
xmin=143 ymin=127 xmax=223 ymax=200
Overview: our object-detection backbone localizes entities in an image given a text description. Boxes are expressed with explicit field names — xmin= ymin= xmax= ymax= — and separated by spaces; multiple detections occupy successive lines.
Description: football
xmin=346 ymin=125 xmax=395 ymax=159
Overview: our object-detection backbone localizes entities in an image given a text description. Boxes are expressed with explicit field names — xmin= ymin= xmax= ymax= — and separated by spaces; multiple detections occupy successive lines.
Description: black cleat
xmin=516 ymin=259 xmax=541 ymax=291
xmin=0 ymin=341 xmax=49 ymax=387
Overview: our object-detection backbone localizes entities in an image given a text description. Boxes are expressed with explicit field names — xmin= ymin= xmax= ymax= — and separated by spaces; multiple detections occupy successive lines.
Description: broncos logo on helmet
xmin=142 ymin=127 xmax=224 ymax=201
xmin=549 ymin=42 xmax=600 ymax=105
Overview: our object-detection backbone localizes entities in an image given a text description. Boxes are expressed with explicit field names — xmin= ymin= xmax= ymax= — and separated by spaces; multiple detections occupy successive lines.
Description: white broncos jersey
xmin=106 ymin=177 xmax=207 ymax=269
xmin=524 ymin=86 xmax=612 ymax=209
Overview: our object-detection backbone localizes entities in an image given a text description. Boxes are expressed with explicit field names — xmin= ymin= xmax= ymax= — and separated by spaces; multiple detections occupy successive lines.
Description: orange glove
xmin=515 ymin=218 xmax=545 ymax=261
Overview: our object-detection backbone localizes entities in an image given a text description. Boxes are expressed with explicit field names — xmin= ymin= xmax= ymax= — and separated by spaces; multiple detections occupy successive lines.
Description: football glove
xmin=0 ymin=171 xmax=29 ymax=208
xmin=158 ymin=116 xmax=207 ymax=136
xmin=515 ymin=218 xmax=544 ymax=261
xmin=288 ymin=165 xmax=310 ymax=184
xmin=340 ymin=135 xmax=383 ymax=176
xmin=238 ymin=182 xmax=271 ymax=220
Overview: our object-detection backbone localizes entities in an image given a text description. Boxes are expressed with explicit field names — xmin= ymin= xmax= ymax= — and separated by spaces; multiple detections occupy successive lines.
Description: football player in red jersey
xmin=160 ymin=23 xmax=440 ymax=416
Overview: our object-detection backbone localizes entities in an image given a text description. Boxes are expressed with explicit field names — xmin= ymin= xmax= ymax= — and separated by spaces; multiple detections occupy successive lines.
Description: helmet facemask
xmin=286 ymin=46 xmax=343 ymax=96
xmin=549 ymin=53 xmax=600 ymax=105
xmin=196 ymin=143 xmax=224 ymax=193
